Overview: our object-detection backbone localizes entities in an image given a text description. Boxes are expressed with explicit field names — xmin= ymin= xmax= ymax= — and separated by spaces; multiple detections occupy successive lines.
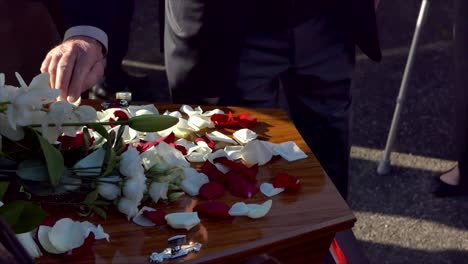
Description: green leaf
xmin=16 ymin=160 xmax=49 ymax=182
xmin=82 ymin=127 xmax=92 ymax=152
xmin=84 ymin=190 xmax=99 ymax=204
xmin=128 ymin=115 xmax=179 ymax=132
xmin=0 ymin=182 xmax=9 ymax=200
xmin=102 ymin=148 xmax=117 ymax=177
xmin=35 ymin=132 xmax=65 ymax=186
xmin=168 ymin=192 xmax=185 ymax=203
xmin=88 ymin=124 xmax=109 ymax=140
xmin=0 ymin=201 xmax=46 ymax=234
xmin=89 ymin=205 xmax=107 ymax=220
xmin=107 ymin=130 xmax=116 ymax=147
xmin=115 ymin=124 xmax=126 ymax=145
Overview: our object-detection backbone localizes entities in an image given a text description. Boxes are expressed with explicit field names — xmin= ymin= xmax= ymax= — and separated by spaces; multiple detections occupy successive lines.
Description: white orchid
xmin=97 ymin=176 xmax=122 ymax=200
xmin=148 ymin=181 xmax=169 ymax=204
xmin=122 ymin=177 xmax=146 ymax=202
xmin=117 ymin=198 xmax=140 ymax=220
xmin=119 ymin=146 xmax=145 ymax=178
xmin=5 ymin=73 xmax=59 ymax=130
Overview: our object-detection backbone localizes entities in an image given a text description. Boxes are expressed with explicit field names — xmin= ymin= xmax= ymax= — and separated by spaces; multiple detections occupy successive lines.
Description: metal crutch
xmin=377 ymin=0 xmax=430 ymax=175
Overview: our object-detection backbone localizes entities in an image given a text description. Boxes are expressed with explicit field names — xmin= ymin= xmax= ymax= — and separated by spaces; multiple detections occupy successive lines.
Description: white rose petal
xmin=271 ymin=141 xmax=308 ymax=162
xmin=175 ymin=138 xmax=197 ymax=151
xmin=201 ymin=108 xmax=224 ymax=116
xmin=127 ymin=104 xmax=159 ymax=116
xmin=180 ymin=168 xmax=209 ymax=196
xmin=246 ymin=200 xmax=273 ymax=219
xmin=80 ymin=221 xmax=109 ymax=241
xmin=156 ymin=141 xmax=190 ymax=168
xmin=48 ymin=218 xmax=86 ymax=253
xmin=229 ymin=200 xmax=273 ymax=219
xmin=241 ymin=140 xmax=274 ymax=166
xmin=207 ymin=149 xmax=231 ymax=173
xmin=207 ymin=131 xmax=237 ymax=145
xmin=73 ymin=148 xmax=106 ymax=176
xmin=38 ymin=225 xmax=62 ymax=254
xmin=260 ymin=183 xmax=285 ymax=197
xmin=224 ymin=146 xmax=244 ymax=160
xmin=233 ymin=128 xmax=257 ymax=144
xmin=132 ymin=206 xmax=157 ymax=227
xmin=180 ymin=105 xmax=203 ymax=116
xmin=228 ymin=202 xmax=249 ymax=216
xmin=188 ymin=115 xmax=214 ymax=130
xmin=16 ymin=231 xmax=42 ymax=258
xmin=165 ymin=212 xmax=200 ymax=230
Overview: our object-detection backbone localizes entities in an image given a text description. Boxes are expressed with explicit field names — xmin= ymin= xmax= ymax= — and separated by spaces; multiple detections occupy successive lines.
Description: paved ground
xmin=123 ymin=1 xmax=468 ymax=263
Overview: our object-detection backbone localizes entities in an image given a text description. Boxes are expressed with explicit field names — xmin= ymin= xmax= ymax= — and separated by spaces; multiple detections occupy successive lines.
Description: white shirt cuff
xmin=64 ymin=25 xmax=108 ymax=52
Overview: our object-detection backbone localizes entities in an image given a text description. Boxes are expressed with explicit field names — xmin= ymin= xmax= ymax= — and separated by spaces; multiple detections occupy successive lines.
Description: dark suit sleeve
xmin=62 ymin=0 xmax=120 ymax=36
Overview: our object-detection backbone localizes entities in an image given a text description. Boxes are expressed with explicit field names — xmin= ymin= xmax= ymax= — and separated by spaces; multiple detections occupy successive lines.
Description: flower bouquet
xmin=0 ymin=72 xmax=307 ymax=259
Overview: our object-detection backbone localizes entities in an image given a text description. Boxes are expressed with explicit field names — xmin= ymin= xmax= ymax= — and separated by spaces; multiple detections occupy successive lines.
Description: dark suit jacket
xmin=62 ymin=0 xmax=381 ymax=100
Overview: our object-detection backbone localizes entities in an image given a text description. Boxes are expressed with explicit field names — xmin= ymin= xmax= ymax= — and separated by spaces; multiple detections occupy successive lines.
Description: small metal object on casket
xmin=149 ymin=235 xmax=202 ymax=263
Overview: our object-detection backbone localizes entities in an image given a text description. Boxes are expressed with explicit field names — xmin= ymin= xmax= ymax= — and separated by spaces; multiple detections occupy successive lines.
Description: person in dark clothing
xmin=433 ymin=0 xmax=468 ymax=197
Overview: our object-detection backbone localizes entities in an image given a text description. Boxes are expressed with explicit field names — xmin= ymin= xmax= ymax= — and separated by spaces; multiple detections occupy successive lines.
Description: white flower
xmin=123 ymin=177 xmax=146 ymax=202
xmin=0 ymin=113 xmax=24 ymax=141
xmin=16 ymin=231 xmax=42 ymax=258
xmin=148 ymin=182 xmax=169 ymax=204
xmin=6 ymin=73 xmax=59 ymax=130
xmin=98 ymin=176 xmax=121 ymax=200
xmin=120 ymin=146 xmax=144 ymax=178
xmin=117 ymin=198 xmax=140 ymax=220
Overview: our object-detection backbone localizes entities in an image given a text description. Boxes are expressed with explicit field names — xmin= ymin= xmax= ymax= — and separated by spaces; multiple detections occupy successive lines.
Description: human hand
xmin=41 ymin=36 xmax=105 ymax=102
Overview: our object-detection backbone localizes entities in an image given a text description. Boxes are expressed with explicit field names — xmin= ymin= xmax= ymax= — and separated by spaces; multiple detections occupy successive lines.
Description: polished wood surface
xmin=37 ymin=102 xmax=355 ymax=264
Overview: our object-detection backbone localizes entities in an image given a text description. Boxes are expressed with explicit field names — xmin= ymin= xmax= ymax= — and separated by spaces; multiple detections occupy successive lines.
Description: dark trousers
xmin=220 ymin=14 xmax=355 ymax=200
xmin=454 ymin=0 xmax=468 ymax=191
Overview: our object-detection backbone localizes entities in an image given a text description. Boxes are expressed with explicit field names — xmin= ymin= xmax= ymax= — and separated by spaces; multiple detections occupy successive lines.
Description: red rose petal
xmin=41 ymin=217 xmax=58 ymax=227
xmin=142 ymin=210 xmax=167 ymax=226
xmin=200 ymin=160 xmax=225 ymax=182
xmin=194 ymin=134 xmax=215 ymax=149
xmin=226 ymin=170 xmax=258 ymax=198
xmin=113 ymin=110 xmax=129 ymax=121
xmin=199 ymin=181 xmax=225 ymax=199
xmin=173 ymin=144 xmax=188 ymax=155
xmin=271 ymin=172 xmax=301 ymax=192
xmin=237 ymin=113 xmax=257 ymax=128
xmin=58 ymin=132 xmax=88 ymax=150
xmin=136 ymin=132 xmax=176 ymax=153
xmin=213 ymin=157 xmax=257 ymax=183
xmin=211 ymin=112 xmax=257 ymax=129
xmin=193 ymin=201 xmax=232 ymax=219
